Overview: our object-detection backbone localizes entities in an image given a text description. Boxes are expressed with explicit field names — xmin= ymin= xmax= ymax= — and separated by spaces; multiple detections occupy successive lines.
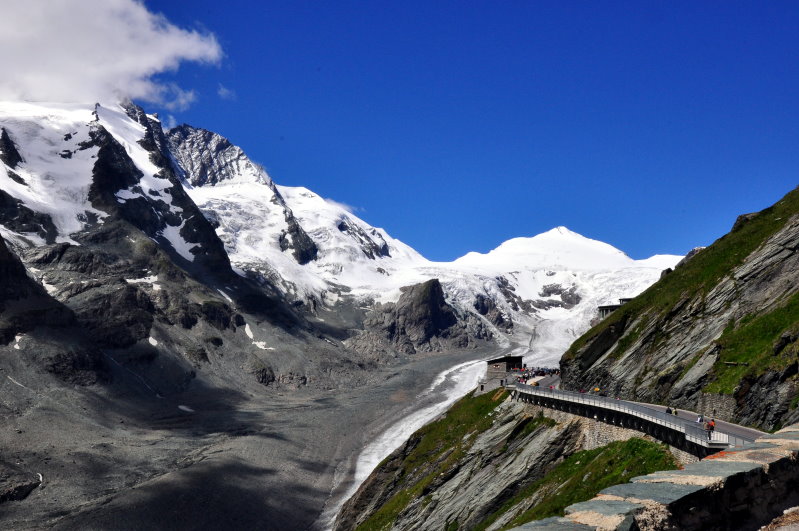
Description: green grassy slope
xmin=354 ymin=388 xmax=677 ymax=531
xmin=355 ymin=389 xmax=514 ymax=531
xmin=491 ymin=438 xmax=678 ymax=530
xmin=563 ymin=186 xmax=799 ymax=394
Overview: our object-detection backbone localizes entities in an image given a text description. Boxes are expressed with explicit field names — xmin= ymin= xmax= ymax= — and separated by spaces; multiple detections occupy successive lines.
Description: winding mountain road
xmin=511 ymin=375 xmax=765 ymax=446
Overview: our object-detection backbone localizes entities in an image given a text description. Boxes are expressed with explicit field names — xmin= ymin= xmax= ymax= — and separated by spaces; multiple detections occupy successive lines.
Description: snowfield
xmin=0 ymin=102 xmax=105 ymax=245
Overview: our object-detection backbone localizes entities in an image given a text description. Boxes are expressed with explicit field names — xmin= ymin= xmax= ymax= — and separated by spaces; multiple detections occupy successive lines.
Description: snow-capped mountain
xmin=166 ymin=125 xmax=426 ymax=302
xmin=0 ymin=101 xmax=236 ymax=277
xmin=0 ymin=102 xmax=105 ymax=246
xmin=0 ymin=100 xmax=682 ymax=371
xmin=429 ymin=228 xmax=682 ymax=365
xmin=0 ymin=99 xmax=682 ymax=529
xmin=166 ymin=123 xmax=682 ymax=365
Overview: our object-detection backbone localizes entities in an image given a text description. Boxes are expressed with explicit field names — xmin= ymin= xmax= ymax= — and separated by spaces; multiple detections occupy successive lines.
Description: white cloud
xmin=163 ymin=114 xmax=178 ymax=130
xmin=217 ymin=84 xmax=236 ymax=101
xmin=325 ymin=198 xmax=360 ymax=214
xmin=0 ymin=0 xmax=222 ymax=107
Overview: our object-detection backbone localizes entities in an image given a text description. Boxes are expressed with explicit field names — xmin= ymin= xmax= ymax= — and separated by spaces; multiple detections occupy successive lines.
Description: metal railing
xmin=511 ymin=383 xmax=756 ymax=449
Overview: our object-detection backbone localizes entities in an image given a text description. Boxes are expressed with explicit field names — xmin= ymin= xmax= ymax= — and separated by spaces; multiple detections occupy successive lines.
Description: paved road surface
xmin=645 ymin=403 xmax=764 ymax=440
xmin=518 ymin=375 xmax=764 ymax=441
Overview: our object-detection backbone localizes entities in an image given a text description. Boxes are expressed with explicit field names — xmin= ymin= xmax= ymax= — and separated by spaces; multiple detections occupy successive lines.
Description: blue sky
xmin=144 ymin=1 xmax=799 ymax=261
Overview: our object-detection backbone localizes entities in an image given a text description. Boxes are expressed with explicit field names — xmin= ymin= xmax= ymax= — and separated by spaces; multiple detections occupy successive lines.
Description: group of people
xmin=512 ymin=366 xmax=559 ymax=385
xmin=701 ymin=417 xmax=717 ymax=440
xmin=668 ymin=408 xmax=718 ymax=440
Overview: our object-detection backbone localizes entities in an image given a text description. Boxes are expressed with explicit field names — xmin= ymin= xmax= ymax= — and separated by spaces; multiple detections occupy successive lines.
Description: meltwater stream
xmin=316 ymin=358 xmax=487 ymax=530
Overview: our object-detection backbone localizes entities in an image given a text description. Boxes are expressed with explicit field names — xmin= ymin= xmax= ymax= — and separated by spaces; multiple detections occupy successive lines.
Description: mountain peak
xmin=546 ymin=225 xmax=575 ymax=235
xmin=452 ymin=227 xmax=637 ymax=272
xmin=166 ymin=124 xmax=272 ymax=187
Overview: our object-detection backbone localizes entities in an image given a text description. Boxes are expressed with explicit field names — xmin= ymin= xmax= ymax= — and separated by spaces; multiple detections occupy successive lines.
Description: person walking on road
xmin=708 ymin=419 xmax=716 ymax=440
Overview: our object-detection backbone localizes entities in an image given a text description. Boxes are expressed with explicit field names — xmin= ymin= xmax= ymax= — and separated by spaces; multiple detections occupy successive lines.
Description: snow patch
xmin=244 ymin=323 xmax=254 ymax=339
xmin=178 ymin=405 xmax=194 ymax=413
xmin=159 ymin=220 xmax=198 ymax=262
xmin=125 ymin=275 xmax=162 ymax=291
xmin=148 ymin=337 xmax=158 ymax=346
xmin=126 ymin=275 xmax=157 ymax=283
xmin=0 ymin=226 xmax=46 ymax=248
xmin=40 ymin=278 xmax=58 ymax=295
xmin=216 ymin=289 xmax=233 ymax=303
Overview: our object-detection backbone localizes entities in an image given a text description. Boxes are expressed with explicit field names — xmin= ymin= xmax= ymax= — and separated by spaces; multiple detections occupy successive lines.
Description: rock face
xmin=166 ymin=124 xmax=319 ymax=265
xmin=0 ymin=127 xmax=23 ymax=168
xmin=0 ymin=236 xmax=73 ymax=340
xmin=167 ymin=125 xmax=266 ymax=187
xmin=0 ymin=461 xmax=41 ymax=504
xmin=348 ymin=279 xmax=491 ymax=356
xmin=335 ymin=217 xmax=391 ymax=260
xmin=474 ymin=293 xmax=513 ymax=331
xmin=561 ymin=186 xmax=799 ymax=431
xmin=0 ymin=189 xmax=59 ymax=244
xmin=335 ymin=396 xmax=576 ymax=531
xmin=335 ymin=395 xmax=680 ymax=531
xmin=0 ymin=236 xmax=105 ymax=384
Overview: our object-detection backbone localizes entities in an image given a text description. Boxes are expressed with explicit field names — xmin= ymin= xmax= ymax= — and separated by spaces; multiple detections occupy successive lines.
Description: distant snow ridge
xmin=453 ymin=227 xmax=633 ymax=271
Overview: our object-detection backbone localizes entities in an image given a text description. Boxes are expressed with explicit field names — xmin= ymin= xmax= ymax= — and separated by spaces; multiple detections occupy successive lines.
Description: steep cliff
xmin=335 ymin=391 xmax=678 ymax=531
xmin=346 ymin=279 xmax=491 ymax=357
xmin=561 ymin=186 xmax=799 ymax=431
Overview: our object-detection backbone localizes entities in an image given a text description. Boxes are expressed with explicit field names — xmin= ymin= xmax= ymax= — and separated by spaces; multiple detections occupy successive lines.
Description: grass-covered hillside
xmin=487 ymin=438 xmax=678 ymax=530
xmin=561 ymin=186 xmax=799 ymax=429
xmin=337 ymin=391 xmax=678 ymax=531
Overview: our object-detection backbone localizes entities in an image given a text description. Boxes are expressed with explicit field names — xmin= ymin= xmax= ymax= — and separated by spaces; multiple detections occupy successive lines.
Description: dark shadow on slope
xmin=51 ymin=459 xmax=326 ymax=531
xmin=84 ymin=362 xmax=281 ymax=439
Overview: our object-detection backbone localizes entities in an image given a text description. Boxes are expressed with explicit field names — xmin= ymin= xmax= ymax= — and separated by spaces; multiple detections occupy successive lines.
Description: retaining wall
xmin=522 ymin=404 xmax=698 ymax=467
xmin=512 ymin=425 xmax=799 ymax=531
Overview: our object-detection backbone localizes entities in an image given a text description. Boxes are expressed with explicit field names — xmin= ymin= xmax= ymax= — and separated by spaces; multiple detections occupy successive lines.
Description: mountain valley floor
xmin=1 ymin=346 xmax=494 ymax=530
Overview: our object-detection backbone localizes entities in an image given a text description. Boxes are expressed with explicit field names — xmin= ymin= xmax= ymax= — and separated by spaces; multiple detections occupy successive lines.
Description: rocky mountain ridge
xmin=561 ymin=186 xmax=799 ymax=431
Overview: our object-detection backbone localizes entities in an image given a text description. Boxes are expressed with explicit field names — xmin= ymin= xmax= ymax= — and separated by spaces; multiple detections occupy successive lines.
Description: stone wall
xmin=522 ymin=404 xmax=699 ymax=466
xmin=515 ymin=425 xmax=799 ymax=531
xmin=694 ymin=392 xmax=737 ymax=423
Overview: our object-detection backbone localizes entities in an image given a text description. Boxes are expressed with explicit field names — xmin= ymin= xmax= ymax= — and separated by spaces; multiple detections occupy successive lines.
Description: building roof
xmin=486 ymin=355 xmax=524 ymax=365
